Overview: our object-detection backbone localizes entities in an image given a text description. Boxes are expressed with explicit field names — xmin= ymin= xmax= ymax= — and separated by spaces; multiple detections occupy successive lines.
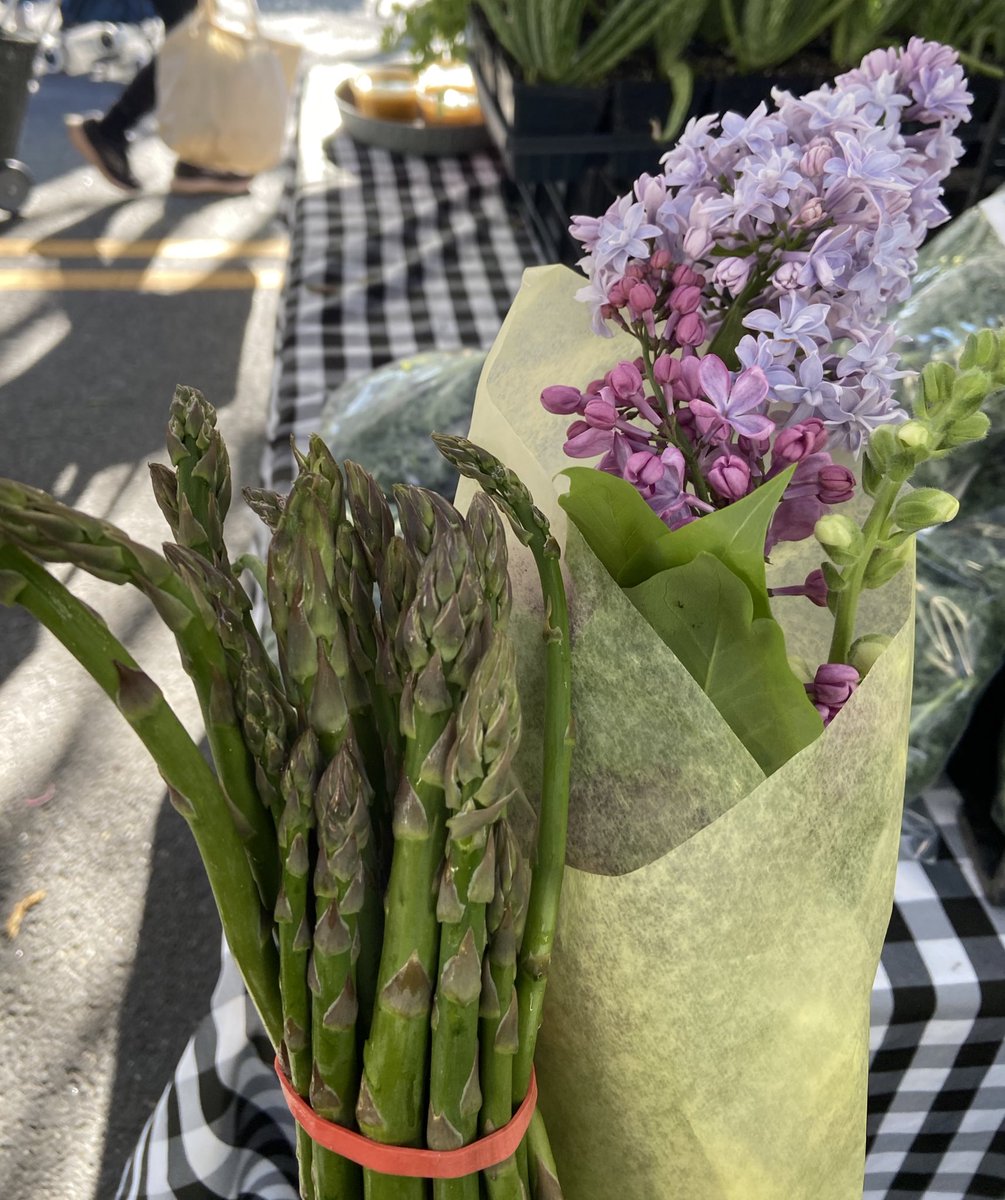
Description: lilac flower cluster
xmin=567 ymin=39 xmax=972 ymax=457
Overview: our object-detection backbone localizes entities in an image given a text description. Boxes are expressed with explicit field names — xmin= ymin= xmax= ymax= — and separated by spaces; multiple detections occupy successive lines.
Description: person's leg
xmin=99 ymin=0 xmax=197 ymax=139
xmin=66 ymin=0 xmax=197 ymax=190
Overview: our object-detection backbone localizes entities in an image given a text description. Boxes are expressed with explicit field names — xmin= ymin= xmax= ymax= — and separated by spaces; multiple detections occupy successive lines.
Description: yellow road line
xmin=0 ymin=266 xmax=285 ymax=292
xmin=0 ymin=237 xmax=289 ymax=261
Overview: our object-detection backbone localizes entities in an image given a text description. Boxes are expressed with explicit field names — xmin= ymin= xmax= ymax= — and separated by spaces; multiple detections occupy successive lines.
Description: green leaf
xmin=558 ymin=464 xmax=794 ymax=620
xmin=625 ymin=553 xmax=823 ymax=774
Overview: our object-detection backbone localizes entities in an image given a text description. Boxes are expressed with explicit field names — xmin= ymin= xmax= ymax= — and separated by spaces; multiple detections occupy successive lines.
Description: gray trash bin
xmin=0 ymin=32 xmax=38 ymax=213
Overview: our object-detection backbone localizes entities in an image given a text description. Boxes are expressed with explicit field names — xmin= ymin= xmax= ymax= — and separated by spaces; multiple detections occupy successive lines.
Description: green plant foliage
xmin=381 ymin=0 xmax=471 ymax=67
xmin=558 ymin=464 xmax=795 ymax=618
xmin=718 ymin=0 xmax=859 ymax=71
xmin=626 ymin=552 xmax=824 ymax=773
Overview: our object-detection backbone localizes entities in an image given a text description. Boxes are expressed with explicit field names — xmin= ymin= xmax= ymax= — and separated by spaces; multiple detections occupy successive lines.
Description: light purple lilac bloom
xmin=546 ymin=40 xmax=971 ymax=546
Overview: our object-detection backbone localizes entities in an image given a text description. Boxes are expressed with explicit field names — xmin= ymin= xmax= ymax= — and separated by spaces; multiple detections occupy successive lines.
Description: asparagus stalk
xmin=427 ymin=632 xmax=521 ymax=1200
xmin=0 ymin=478 xmax=280 ymax=913
xmin=431 ymin=437 xmax=574 ymax=1112
xmin=479 ymin=820 xmax=531 ymax=1200
xmin=0 ymin=545 xmax=283 ymax=1048
xmin=278 ymin=730 xmax=321 ymax=1199
xmin=357 ymin=515 xmax=486 ymax=1200
xmin=525 ymin=1112 xmax=563 ymax=1200
xmin=310 ymin=744 xmax=372 ymax=1200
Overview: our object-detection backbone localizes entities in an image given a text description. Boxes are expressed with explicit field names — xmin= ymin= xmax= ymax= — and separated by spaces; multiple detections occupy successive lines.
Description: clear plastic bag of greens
xmin=893 ymin=187 xmax=1005 ymax=884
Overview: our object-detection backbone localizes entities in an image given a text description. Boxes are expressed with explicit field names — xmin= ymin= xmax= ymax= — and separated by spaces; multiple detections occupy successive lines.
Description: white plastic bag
xmin=156 ymin=0 xmax=300 ymax=176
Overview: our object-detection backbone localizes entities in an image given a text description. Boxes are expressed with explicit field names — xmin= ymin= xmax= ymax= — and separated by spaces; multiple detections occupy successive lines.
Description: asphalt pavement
xmin=0 ymin=4 xmax=381 ymax=1196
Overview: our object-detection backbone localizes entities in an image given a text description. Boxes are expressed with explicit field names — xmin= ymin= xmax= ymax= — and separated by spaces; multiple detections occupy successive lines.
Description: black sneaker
xmin=170 ymin=162 xmax=253 ymax=196
xmin=65 ymin=115 xmax=140 ymax=192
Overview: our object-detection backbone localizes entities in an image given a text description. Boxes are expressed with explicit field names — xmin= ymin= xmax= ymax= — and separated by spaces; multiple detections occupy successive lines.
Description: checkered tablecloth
xmin=118 ymin=71 xmax=1005 ymax=1200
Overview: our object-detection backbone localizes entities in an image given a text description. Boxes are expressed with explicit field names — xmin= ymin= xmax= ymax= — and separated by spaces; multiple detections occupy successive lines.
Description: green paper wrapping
xmin=454 ymin=265 xmax=916 ymax=1198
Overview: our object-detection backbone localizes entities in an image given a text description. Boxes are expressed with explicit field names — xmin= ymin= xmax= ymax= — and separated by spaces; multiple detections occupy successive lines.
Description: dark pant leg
xmin=98 ymin=0 xmax=198 ymax=139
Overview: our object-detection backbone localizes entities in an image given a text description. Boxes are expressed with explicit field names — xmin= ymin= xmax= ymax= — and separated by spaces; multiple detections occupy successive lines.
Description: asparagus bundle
xmin=0 ymin=387 xmax=572 ymax=1200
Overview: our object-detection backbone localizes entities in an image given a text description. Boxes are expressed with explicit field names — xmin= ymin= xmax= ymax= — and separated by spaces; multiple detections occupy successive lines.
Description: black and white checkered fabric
xmin=118 ymin=84 xmax=1005 ymax=1200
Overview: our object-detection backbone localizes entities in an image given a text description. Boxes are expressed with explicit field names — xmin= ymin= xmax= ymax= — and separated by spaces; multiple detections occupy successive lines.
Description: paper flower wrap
xmin=456 ymin=265 xmax=915 ymax=1200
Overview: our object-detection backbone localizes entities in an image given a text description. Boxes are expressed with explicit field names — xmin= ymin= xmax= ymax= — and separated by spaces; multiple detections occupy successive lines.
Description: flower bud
xmin=607 ymin=279 xmax=629 ymax=308
xmin=772 ymin=261 xmax=802 ymax=291
xmin=862 ymin=540 xmax=912 ymax=589
xmin=793 ymin=197 xmax=826 ymax=228
xmin=669 ymin=283 xmax=702 ymax=314
xmin=773 ymin=418 xmax=827 ymax=464
xmin=866 ymin=424 xmax=900 ymax=475
xmin=672 ymin=264 xmax=703 ymax=288
xmin=683 ymin=227 xmax=713 ymax=259
xmin=608 ymin=361 xmax=644 ymax=400
xmin=625 ymin=449 xmax=665 ymax=488
xmin=628 ymin=281 xmax=657 ymax=315
xmin=948 ymin=368 xmax=992 ymax=418
xmin=815 ymin=513 xmax=864 ymax=565
xmin=943 ymin=410 xmax=991 ymax=448
xmin=799 ymin=138 xmax=833 ymax=178
xmin=540 ymin=385 xmax=583 ymax=415
xmin=651 ymin=248 xmax=673 ymax=271
xmin=896 ymin=420 xmax=930 ymax=451
xmin=891 ymin=487 xmax=959 ymax=532
xmin=959 ymin=328 xmax=999 ymax=371
xmin=583 ymin=396 xmax=618 ymax=430
xmin=707 ymin=454 xmax=752 ymax=500
xmin=711 ymin=255 xmax=751 ymax=296
xmin=817 ymin=463 xmax=856 ymax=505
xmin=652 ymin=353 xmax=678 ymax=387
xmin=849 ymin=634 xmax=891 ymax=677
xmin=810 ymin=662 xmax=859 ymax=708
xmin=676 ymin=312 xmax=707 ymax=347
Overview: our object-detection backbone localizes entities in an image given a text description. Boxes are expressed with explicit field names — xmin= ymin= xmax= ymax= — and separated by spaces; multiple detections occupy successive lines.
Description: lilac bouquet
xmin=449 ymin=39 xmax=1003 ymax=1200
xmin=539 ymin=38 xmax=983 ymax=731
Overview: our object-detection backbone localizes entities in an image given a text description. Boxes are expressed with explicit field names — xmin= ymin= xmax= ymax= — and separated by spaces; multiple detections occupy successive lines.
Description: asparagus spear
xmin=0 ymin=479 xmax=280 ymax=913
xmin=428 ymin=630 xmax=522 ymax=1200
xmin=277 ymin=729 xmax=321 ymax=1199
xmin=310 ymin=744 xmax=373 ymax=1200
xmin=525 ymin=1112 xmax=563 ymax=1200
xmin=479 ymin=820 xmax=531 ymax=1200
xmin=357 ymin=514 xmax=486 ymax=1200
xmin=0 ymin=545 xmax=283 ymax=1048
xmin=432 ymin=437 xmax=574 ymax=1124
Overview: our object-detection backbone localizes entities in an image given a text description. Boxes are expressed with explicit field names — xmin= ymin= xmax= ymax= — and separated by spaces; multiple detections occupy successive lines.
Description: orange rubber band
xmin=274 ymin=1058 xmax=538 ymax=1179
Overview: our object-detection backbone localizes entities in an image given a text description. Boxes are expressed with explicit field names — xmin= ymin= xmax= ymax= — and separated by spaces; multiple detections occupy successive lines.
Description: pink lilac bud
xmin=773 ymin=418 xmax=828 ymax=464
xmin=800 ymin=138 xmax=833 ymax=177
xmin=653 ymin=354 xmax=678 ymax=387
xmin=712 ymin=255 xmax=751 ymax=295
xmin=676 ymin=312 xmax=706 ymax=347
xmin=607 ymin=279 xmax=629 ymax=307
xmin=772 ymin=261 xmax=802 ymax=291
xmin=625 ymin=449 xmax=665 ymax=487
xmin=609 ymin=361 xmax=644 ymax=400
xmin=794 ymin=197 xmax=826 ymax=228
xmin=624 ymin=261 xmax=646 ymax=281
xmin=683 ymin=227 xmax=712 ymax=259
xmin=817 ymin=464 xmax=856 ymax=504
xmin=809 ymin=663 xmax=860 ymax=710
xmin=672 ymin=264 xmax=703 ymax=288
xmin=707 ymin=454 xmax=752 ymax=500
xmin=803 ymin=568 xmax=828 ymax=607
xmin=583 ymin=395 xmax=617 ymax=430
xmin=669 ymin=283 xmax=702 ymax=314
xmin=770 ymin=567 xmax=829 ymax=607
xmin=541 ymin=385 xmax=583 ymax=415
xmin=766 ymin=495 xmax=824 ymax=551
xmin=651 ymin=248 xmax=673 ymax=271
xmin=738 ymin=428 xmax=773 ymax=457
xmin=628 ymin=282 xmax=657 ymax=316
